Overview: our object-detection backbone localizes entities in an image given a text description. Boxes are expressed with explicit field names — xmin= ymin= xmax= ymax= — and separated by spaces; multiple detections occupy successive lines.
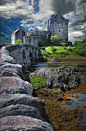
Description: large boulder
xmin=0 ymin=116 xmax=54 ymax=131
xmin=31 ymin=66 xmax=80 ymax=90
xmin=1 ymin=77 xmax=33 ymax=95
xmin=0 ymin=93 xmax=46 ymax=120
xmin=0 ymin=63 xmax=22 ymax=72
xmin=1 ymin=46 xmax=16 ymax=65
xmin=0 ymin=104 xmax=44 ymax=121
xmin=0 ymin=65 xmax=25 ymax=80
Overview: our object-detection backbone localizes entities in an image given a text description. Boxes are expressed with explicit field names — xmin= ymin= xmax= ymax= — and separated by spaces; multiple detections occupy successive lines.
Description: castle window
xmin=59 ymin=28 xmax=60 ymax=32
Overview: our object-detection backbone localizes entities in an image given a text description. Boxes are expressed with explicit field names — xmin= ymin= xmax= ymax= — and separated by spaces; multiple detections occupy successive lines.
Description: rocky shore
xmin=30 ymin=66 xmax=86 ymax=131
xmin=31 ymin=66 xmax=86 ymax=91
xmin=0 ymin=45 xmax=54 ymax=131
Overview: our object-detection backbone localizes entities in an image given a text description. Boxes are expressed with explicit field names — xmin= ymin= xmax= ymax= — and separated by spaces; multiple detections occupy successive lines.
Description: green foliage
xmin=65 ymin=38 xmax=68 ymax=42
xmin=50 ymin=35 xmax=60 ymax=46
xmin=16 ymin=39 xmax=22 ymax=44
xmin=26 ymin=75 xmax=46 ymax=89
xmin=63 ymin=43 xmax=69 ymax=47
xmin=38 ymin=42 xmax=50 ymax=47
xmin=40 ymin=45 xmax=86 ymax=59
xmin=74 ymin=39 xmax=86 ymax=48
xmin=38 ymin=42 xmax=44 ymax=47
xmin=55 ymin=89 xmax=63 ymax=93
xmin=73 ymin=39 xmax=86 ymax=57
xmin=0 ymin=32 xmax=11 ymax=43
xmin=51 ymin=46 xmax=57 ymax=52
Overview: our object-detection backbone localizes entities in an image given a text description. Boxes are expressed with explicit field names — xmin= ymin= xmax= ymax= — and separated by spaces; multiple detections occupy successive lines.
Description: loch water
xmin=31 ymin=62 xmax=86 ymax=69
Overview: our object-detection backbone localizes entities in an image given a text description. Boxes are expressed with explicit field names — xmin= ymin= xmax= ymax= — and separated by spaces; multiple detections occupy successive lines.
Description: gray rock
xmin=0 ymin=93 xmax=46 ymax=119
xmin=1 ymin=67 xmax=25 ymax=80
xmin=0 ymin=63 xmax=22 ymax=73
xmin=1 ymin=46 xmax=16 ymax=65
xmin=68 ymin=76 xmax=79 ymax=88
xmin=0 ymin=44 xmax=54 ymax=130
xmin=0 ymin=116 xmax=54 ymax=131
xmin=1 ymin=77 xmax=33 ymax=95
xmin=32 ymin=67 xmax=80 ymax=90
xmin=0 ymin=104 xmax=44 ymax=121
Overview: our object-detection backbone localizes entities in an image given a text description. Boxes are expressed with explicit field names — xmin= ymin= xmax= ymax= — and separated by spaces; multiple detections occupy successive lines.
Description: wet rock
xmin=0 ymin=116 xmax=54 ymax=131
xmin=58 ymin=97 xmax=64 ymax=101
xmin=68 ymin=76 xmax=79 ymax=88
xmin=1 ymin=77 xmax=33 ymax=95
xmin=0 ymin=104 xmax=44 ymax=121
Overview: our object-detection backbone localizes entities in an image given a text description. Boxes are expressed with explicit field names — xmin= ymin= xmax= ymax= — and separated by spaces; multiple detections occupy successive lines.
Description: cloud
xmin=0 ymin=0 xmax=33 ymax=18
xmin=0 ymin=0 xmax=86 ymax=42
xmin=63 ymin=0 xmax=86 ymax=42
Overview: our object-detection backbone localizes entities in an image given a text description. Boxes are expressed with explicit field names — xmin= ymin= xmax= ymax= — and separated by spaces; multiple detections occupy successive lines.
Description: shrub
xmin=50 ymin=35 xmax=59 ymax=46
xmin=16 ymin=39 xmax=22 ymax=44
xmin=68 ymin=48 xmax=72 ymax=52
xmin=55 ymin=89 xmax=63 ymax=93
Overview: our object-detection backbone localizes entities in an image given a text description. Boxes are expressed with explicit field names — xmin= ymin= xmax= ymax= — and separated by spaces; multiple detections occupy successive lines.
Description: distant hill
xmin=0 ymin=17 xmax=27 ymax=44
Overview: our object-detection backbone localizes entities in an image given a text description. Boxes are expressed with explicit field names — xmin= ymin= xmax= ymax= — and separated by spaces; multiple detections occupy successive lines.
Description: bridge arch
xmin=6 ymin=44 xmax=39 ymax=69
xmin=29 ymin=51 xmax=34 ymax=64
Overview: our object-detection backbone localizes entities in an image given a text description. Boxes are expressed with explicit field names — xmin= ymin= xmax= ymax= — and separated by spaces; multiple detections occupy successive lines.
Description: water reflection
xmin=31 ymin=62 xmax=86 ymax=69
xmin=62 ymin=93 xmax=86 ymax=126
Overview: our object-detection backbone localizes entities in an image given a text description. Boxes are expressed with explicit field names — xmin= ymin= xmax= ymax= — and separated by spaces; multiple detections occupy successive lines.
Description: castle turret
xmin=48 ymin=11 xmax=69 ymax=40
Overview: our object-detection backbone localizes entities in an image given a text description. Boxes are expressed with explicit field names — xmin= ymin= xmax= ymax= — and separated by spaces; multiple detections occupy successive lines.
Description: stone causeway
xmin=0 ymin=44 xmax=54 ymax=131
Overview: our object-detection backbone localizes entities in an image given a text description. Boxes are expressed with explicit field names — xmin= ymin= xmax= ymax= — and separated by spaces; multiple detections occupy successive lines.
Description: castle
xmin=11 ymin=11 xmax=69 ymax=46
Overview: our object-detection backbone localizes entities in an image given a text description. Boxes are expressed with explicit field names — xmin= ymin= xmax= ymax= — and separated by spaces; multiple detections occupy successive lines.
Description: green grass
xmin=55 ymin=89 xmax=63 ymax=93
xmin=26 ymin=75 xmax=46 ymax=89
xmin=39 ymin=46 xmax=86 ymax=59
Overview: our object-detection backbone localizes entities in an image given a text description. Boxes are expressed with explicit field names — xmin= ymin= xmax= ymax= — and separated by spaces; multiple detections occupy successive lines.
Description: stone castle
xmin=11 ymin=11 xmax=69 ymax=46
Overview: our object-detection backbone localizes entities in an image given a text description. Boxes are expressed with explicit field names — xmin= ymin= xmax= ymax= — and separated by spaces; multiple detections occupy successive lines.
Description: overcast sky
xmin=0 ymin=0 xmax=86 ymax=43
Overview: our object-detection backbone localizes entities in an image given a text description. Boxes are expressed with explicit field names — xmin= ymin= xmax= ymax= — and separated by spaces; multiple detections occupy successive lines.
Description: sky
xmin=0 ymin=0 xmax=86 ymax=43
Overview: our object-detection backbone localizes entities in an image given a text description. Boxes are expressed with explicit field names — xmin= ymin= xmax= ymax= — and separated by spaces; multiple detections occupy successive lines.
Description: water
xmin=62 ymin=93 xmax=86 ymax=125
xmin=31 ymin=62 xmax=86 ymax=69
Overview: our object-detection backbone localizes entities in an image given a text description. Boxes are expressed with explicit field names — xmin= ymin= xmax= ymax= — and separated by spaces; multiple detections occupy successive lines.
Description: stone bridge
xmin=0 ymin=44 xmax=54 ymax=130
xmin=1 ymin=44 xmax=39 ymax=69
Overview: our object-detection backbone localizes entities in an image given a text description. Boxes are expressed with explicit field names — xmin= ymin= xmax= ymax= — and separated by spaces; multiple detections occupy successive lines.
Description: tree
xmin=50 ymin=35 xmax=59 ymax=46
xmin=16 ymin=39 xmax=22 ymax=44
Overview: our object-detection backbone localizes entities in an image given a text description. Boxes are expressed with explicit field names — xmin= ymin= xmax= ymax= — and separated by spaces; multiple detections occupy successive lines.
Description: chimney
xmin=19 ymin=27 xmax=22 ymax=30
xmin=57 ymin=11 xmax=61 ymax=19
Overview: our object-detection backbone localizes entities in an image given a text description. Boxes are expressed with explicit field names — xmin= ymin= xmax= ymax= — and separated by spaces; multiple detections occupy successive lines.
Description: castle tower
xmin=45 ymin=11 xmax=69 ymax=40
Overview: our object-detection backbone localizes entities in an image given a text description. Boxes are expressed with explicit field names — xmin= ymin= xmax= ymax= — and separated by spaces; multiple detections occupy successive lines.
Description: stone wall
xmin=0 ymin=45 xmax=54 ymax=131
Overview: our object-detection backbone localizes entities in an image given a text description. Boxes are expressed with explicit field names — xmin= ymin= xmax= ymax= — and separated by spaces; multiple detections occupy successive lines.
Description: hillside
xmin=0 ymin=17 xmax=27 ymax=44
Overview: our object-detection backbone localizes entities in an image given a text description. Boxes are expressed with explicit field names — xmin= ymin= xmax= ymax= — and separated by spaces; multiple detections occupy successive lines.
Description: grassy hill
xmin=39 ymin=46 xmax=86 ymax=59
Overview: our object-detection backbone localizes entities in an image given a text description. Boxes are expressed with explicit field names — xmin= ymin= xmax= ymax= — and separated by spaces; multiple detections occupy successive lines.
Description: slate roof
xmin=13 ymin=29 xmax=19 ymax=34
